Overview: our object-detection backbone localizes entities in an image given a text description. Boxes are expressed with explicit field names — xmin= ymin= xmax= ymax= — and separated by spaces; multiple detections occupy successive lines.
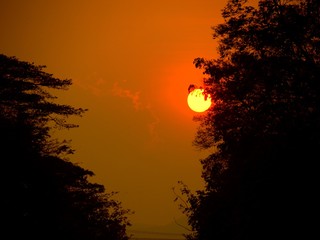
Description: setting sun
xmin=187 ymin=88 xmax=212 ymax=113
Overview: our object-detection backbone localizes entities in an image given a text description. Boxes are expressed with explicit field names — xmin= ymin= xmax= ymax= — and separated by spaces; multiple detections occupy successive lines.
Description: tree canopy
xmin=0 ymin=54 xmax=131 ymax=240
xmin=179 ymin=0 xmax=320 ymax=239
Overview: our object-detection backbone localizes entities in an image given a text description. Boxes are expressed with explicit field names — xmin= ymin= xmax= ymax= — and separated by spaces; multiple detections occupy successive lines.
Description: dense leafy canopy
xmin=0 ymin=54 xmax=131 ymax=240
xmin=180 ymin=1 xmax=320 ymax=239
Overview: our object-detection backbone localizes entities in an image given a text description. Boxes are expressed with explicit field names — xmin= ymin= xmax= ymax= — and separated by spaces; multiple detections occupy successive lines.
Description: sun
xmin=187 ymin=88 xmax=212 ymax=113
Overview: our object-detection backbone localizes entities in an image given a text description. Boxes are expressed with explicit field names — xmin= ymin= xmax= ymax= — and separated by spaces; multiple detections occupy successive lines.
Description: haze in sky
xmin=0 ymin=0 xmax=231 ymax=237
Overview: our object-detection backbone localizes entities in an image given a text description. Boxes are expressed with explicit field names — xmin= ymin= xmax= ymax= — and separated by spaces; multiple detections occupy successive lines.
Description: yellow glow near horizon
xmin=187 ymin=88 xmax=211 ymax=112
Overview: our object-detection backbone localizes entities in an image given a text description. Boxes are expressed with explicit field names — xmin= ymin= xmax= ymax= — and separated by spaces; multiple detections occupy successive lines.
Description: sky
xmin=0 ymin=0 xmax=229 ymax=238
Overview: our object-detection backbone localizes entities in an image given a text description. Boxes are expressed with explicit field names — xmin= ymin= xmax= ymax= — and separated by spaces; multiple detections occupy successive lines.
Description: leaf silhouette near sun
xmin=187 ymin=84 xmax=212 ymax=113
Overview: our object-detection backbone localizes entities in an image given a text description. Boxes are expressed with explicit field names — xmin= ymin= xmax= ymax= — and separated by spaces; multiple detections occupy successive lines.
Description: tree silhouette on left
xmin=0 ymin=54 xmax=131 ymax=240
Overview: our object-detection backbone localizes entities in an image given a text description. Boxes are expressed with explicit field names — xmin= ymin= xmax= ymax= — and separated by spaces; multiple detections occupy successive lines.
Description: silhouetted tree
xmin=0 ymin=54 xmax=131 ymax=240
xmin=179 ymin=1 xmax=320 ymax=239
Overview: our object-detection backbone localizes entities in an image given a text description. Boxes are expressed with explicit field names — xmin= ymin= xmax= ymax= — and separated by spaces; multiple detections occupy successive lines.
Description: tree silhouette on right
xmin=180 ymin=1 xmax=320 ymax=239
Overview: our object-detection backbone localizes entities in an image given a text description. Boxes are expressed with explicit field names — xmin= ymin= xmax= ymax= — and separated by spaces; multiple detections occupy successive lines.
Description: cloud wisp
xmin=112 ymin=81 xmax=141 ymax=111
xmin=112 ymin=81 xmax=161 ymax=145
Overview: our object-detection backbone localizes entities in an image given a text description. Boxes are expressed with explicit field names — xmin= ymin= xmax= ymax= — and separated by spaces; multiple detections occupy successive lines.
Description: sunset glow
xmin=0 ymin=0 xmax=225 ymax=236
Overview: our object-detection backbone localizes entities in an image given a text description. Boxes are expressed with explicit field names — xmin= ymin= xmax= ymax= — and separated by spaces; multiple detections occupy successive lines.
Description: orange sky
xmin=0 ymin=0 xmax=229 ymax=236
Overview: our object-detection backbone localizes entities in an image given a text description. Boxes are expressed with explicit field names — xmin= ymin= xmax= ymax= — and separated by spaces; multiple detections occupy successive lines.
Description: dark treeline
xmin=0 ymin=54 xmax=131 ymax=240
xmin=178 ymin=0 xmax=320 ymax=239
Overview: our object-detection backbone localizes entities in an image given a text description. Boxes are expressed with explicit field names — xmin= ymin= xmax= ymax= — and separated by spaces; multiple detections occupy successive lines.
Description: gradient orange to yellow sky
xmin=0 ymin=0 xmax=230 ymax=236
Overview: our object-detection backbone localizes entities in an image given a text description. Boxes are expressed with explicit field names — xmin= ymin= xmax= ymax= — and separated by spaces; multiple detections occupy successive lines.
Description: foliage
xmin=180 ymin=0 xmax=320 ymax=239
xmin=0 ymin=54 xmax=131 ymax=240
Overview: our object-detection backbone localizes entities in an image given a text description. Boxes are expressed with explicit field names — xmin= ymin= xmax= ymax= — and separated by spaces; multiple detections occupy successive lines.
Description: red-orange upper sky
xmin=0 ymin=0 xmax=234 ymax=236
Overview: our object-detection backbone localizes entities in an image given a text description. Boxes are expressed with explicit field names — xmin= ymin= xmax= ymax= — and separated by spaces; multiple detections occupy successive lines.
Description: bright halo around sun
xmin=187 ymin=88 xmax=212 ymax=113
